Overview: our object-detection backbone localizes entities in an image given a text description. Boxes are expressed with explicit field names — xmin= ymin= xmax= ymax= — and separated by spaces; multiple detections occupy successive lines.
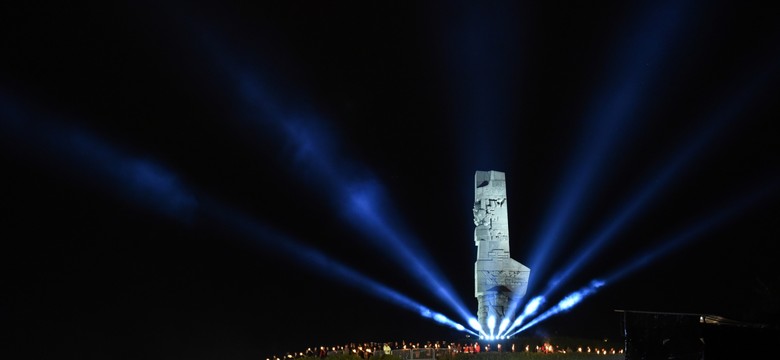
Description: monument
xmin=473 ymin=170 xmax=531 ymax=333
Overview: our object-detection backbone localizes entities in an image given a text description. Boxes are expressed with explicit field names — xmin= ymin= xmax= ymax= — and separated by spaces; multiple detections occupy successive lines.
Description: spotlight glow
xmin=508 ymin=279 xmax=605 ymax=336
xmin=0 ymin=94 xmax=478 ymax=339
xmin=440 ymin=1 xmax=525 ymax=167
xmin=198 ymin=37 xmax=475 ymax=325
xmin=0 ymin=94 xmax=198 ymax=223
xmin=501 ymin=295 xmax=545 ymax=337
xmin=468 ymin=317 xmax=488 ymax=338
xmin=420 ymin=308 xmax=476 ymax=335
xmin=530 ymin=54 xmax=780 ymax=303
xmin=603 ymin=184 xmax=778 ymax=285
xmin=208 ymin=200 xmax=483 ymax=336
xmin=508 ymin=181 xmax=775 ymax=336
xmin=520 ymin=1 xmax=689 ymax=316
xmin=497 ymin=318 xmax=510 ymax=337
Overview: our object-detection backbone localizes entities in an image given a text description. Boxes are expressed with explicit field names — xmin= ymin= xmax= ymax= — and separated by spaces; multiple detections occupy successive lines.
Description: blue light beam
xmin=531 ymin=57 xmax=780 ymax=304
xmin=603 ymin=181 xmax=779 ymax=285
xmin=507 ymin=279 xmax=605 ymax=337
xmin=524 ymin=0 xmax=690 ymax=300
xmin=435 ymin=0 xmax=525 ymax=167
xmin=499 ymin=295 xmax=545 ymax=337
xmin=196 ymin=35 xmax=475 ymax=325
xmin=0 ymin=92 xmax=476 ymax=337
xmin=506 ymin=180 xmax=778 ymax=336
xmin=0 ymin=92 xmax=198 ymax=223
xmin=205 ymin=200 xmax=477 ymax=335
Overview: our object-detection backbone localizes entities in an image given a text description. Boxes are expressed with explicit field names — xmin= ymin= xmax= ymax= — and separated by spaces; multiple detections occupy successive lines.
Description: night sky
xmin=2 ymin=1 xmax=779 ymax=359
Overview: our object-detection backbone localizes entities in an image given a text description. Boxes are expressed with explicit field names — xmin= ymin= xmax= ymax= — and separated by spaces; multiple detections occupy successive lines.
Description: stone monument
xmin=473 ymin=170 xmax=531 ymax=333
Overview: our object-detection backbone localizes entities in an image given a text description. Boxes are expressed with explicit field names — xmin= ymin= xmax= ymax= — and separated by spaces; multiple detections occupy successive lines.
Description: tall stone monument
xmin=473 ymin=170 xmax=531 ymax=333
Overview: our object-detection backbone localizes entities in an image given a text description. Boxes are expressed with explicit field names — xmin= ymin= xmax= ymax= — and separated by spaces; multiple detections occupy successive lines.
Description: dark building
xmin=616 ymin=309 xmax=779 ymax=359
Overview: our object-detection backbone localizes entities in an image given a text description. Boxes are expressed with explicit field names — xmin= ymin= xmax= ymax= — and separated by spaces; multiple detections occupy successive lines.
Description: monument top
xmin=475 ymin=170 xmax=505 ymax=185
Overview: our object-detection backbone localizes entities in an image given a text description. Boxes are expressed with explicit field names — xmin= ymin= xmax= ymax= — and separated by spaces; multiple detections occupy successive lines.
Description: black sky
xmin=2 ymin=1 xmax=779 ymax=359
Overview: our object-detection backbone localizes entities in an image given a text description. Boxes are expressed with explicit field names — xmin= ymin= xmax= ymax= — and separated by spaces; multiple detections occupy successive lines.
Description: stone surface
xmin=473 ymin=170 xmax=531 ymax=333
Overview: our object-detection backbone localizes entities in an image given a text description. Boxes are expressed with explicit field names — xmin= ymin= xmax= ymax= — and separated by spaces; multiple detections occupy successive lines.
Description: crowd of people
xmin=267 ymin=339 xmax=622 ymax=360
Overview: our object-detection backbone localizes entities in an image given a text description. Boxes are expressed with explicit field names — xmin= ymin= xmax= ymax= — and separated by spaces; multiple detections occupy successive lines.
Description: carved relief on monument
xmin=473 ymin=200 xmax=488 ymax=226
xmin=487 ymin=248 xmax=510 ymax=259
xmin=473 ymin=170 xmax=531 ymax=334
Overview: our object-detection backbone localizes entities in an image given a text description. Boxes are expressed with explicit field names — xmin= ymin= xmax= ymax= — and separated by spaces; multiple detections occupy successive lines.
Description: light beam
xmin=0 ymin=93 xmax=478 ymax=337
xmin=196 ymin=34 xmax=475 ymax=324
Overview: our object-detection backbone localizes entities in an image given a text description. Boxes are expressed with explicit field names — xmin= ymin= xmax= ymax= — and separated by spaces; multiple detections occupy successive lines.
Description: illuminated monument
xmin=473 ymin=170 xmax=531 ymax=333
